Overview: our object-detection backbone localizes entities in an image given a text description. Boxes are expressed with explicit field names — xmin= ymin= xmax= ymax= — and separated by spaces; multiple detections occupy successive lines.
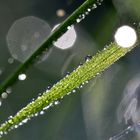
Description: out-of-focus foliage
xmin=113 ymin=0 xmax=140 ymax=21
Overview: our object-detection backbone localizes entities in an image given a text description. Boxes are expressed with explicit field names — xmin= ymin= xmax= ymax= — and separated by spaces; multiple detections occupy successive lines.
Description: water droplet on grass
xmin=6 ymin=87 xmax=12 ymax=94
xmin=35 ymin=113 xmax=38 ymax=116
xmin=40 ymin=111 xmax=45 ymax=115
xmin=87 ymin=8 xmax=91 ymax=12
xmin=43 ymin=105 xmax=50 ymax=111
xmin=72 ymin=89 xmax=76 ymax=93
xmin=14 ymin=125 xmax=18 ymax=128
xmin=85 ymin=55 xmax=92 ymax=61
xmin=92 ymin=4 xmax=97 ymax=8
xmin=1 ymin=92 xmax=8 ymax=99
xmin=8 ymin=116 xmax=13 ymax=120
xmin=54 ymin=100 xmax=60 ymax=105
xmin=22 ymin=118 xmax=28 ymax=123
xmin=67 ymin=26 xmax=72 ymax=30
xmin=18 ymin=73 xmax=26 ymax=81
xmin=76 ymin=18 xmax=82 ymax=23
xmin=8 ymin=57 xmax=14 ymax=64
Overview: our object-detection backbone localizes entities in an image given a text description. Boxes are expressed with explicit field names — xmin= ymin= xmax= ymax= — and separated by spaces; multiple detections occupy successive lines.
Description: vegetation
xmin=0 ymin=0 xmax=140 ymax=139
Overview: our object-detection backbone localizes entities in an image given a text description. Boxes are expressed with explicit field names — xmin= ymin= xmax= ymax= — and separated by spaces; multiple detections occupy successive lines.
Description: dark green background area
xmin=0 ymin=0 xmax=140 ymax=140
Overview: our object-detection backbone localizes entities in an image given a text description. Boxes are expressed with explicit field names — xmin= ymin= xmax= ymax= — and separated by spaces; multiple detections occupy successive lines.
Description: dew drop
xmin=14 ymin=125 xmax=18 ymax=128
xmin=8 ymin=116 xmax=13 ymax=120
xmin=49 ymin=103 xmax=53 ymax=107
xmin=47 ymin=86 xmax=51 ymax=90
xmin=45 ymin=89 xmax=49 ymax=93
xmin=6 ymin=87 xmax=12 ymax=94
xmin=97 ymin=72 xmax=100 ymax=75
xmin=76 ymin=18 xmax=82 ymax=23
xmin=1 ymin=92 xmax=8 ymax=99
xmin=81 ymin=14 xmax=85 ymax=19
xmin=19 ymin=122 xmax=23 ymax=126
xmin=34 ymin=113 xmax=38 ymax=116
xmin=72 ymin=89 xmax=76 ymax=93
xmin=92 ymin=4 xmax=97 ymax=9
xmin=43 ymin=105 xmax=50 ymax=110
xmin=18 ymin=73 xmax=26 ymax=81
xmin=54 ymin=100 xmax=60 ymax=105
xmin=67 ymin=26 xmax=72 ymax=30
xmin=85 ymin=12 xmax=89 ymax=15
xmin=40 ymin=111 xmax=45 ymax=115
xmin=87 ymin=8 xmax=91 ymax=12
xmin=61 ymin=96 xmax=64 ymax=99
xmin=22 ymin=118 xmax=28 ymax=123
xmin=67 ymin=92 xmax=71 ymax=95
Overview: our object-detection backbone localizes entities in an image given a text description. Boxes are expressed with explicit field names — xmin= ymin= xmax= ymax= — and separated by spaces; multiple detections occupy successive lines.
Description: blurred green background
xmin=0 ymin=0 xmax=140 ymax=140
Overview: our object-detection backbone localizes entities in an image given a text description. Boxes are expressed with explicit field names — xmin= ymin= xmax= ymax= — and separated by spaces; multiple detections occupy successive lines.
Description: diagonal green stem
xmin=0 ymin=0 xmax=102 ymax=95
xmin=0 ymin=42 xmax=136 ymax=137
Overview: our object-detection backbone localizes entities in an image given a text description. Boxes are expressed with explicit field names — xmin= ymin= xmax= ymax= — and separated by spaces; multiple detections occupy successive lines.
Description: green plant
xmin=0 ymin=0 xmax=139 ymax=138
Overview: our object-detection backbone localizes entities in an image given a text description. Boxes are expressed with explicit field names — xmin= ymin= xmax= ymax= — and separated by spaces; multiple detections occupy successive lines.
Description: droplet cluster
xmin=0 ymin=41 xmax=133 ymax=137
xmin=114 ymin=25 xmax=137 ymax=48
xmin=0 ymin=0 xmax=108 ymax=136
xmin=0 ymin=87 xmax=12 ymax=106
xmin=76 ymin=0 xmax=103 ymax=24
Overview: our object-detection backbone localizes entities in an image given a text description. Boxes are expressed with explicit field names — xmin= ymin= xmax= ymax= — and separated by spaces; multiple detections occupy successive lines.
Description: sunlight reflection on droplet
xmin=52 ymin=24 xmax=77 ymax=49
xmin=114 ymin=25 xmax=137 ymax=48
xmin=18 ymin=73 xmax=26 ymax=81
xmin=6 ymin=87 xmax=12 ymax=94
xmin=7 ymin=16 xmax=51 ymax=62
xmin=54 ymin=100 xmax=60 ymax=105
